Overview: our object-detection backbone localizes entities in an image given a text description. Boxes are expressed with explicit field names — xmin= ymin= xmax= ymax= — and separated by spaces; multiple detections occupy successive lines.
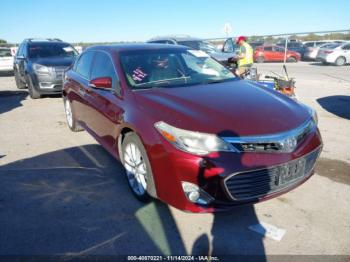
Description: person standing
xmin=235 ymin=36 xmax=253 ymax=77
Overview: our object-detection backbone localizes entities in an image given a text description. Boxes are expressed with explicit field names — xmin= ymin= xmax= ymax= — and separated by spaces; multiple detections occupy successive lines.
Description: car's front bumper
xmin=146 ymin=127 xmax=322 ymax=212
xmin=31 ymin=67 xmax=68 ymax=94
xmin=316 ymin=53 xmax=335 ymax=64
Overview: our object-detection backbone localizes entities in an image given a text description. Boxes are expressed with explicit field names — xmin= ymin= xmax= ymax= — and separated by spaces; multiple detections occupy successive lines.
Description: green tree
xmin=0 ymin=39 xmax=7 ymax=44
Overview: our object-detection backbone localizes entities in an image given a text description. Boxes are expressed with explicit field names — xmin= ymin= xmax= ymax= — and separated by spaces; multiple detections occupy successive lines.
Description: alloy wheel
xmin=123 ymin=142 xmax=148 ymax=196
xmin=65 ymin=100 xmax=73 ymax=128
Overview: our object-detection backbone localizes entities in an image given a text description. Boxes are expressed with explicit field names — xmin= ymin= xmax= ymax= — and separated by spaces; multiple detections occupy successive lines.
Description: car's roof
xmin=86 ymin=43 xmax=189 ymax=53
xmin=148 ymin=35 xmax=202 ymax=42
xmin=27 ymin=41 xmax=70 ymax=45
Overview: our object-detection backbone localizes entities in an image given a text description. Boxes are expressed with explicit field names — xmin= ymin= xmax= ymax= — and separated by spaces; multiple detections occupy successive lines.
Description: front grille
xmin=224 ymin=148 xmax=321 ymax=201
xmin=53 ymin=66 xmax=69 ymax=78
xmin=222 ymin=119 xmax=316 ymax=153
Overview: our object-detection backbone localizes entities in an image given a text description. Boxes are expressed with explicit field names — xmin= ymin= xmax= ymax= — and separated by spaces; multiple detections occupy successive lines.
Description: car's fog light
xmin=181 ymin=181 xmax=214 ymax=205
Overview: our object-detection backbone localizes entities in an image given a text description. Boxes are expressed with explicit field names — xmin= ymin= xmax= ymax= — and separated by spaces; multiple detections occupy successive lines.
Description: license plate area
xmin=276 ymin=158 xmax=306 ymax=186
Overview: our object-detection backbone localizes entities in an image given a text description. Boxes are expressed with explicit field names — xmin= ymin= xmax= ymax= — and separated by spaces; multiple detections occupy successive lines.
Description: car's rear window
xmin=325 ymin=43 xmax=341 ymax=49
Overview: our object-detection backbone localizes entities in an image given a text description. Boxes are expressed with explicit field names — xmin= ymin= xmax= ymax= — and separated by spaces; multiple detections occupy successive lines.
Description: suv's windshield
xmin=28 ymin=43 xmax=78 ymax=58
xmin=120 ymin=49 xmax=236 ymax=89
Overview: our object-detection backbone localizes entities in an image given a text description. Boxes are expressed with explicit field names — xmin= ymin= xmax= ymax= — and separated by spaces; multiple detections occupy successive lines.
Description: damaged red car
xmin=62 ymin=44 xmax=322 ymax=212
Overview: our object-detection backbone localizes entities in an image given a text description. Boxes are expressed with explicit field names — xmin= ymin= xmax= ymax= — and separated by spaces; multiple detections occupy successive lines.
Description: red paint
xmin=63 ymin=44 xmax=322 ymax=212
xmin=90 ymin=77 xmax=112 ymax=89
xmin=254 ymin=45 xmax=301 ymax=62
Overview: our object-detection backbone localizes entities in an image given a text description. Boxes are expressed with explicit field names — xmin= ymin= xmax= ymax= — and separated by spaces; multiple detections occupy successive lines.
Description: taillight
xmin=324 ymin=50 xmax=333 ymax=54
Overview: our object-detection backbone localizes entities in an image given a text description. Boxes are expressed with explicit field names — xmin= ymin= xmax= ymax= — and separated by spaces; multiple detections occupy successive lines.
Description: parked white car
xmin=316 ymin=42 xmax=350 ymax=66
xmin=304 ymin=41 xmax=345 ymax=60
xmin=0 ymin=47 xmax=14 ymax=73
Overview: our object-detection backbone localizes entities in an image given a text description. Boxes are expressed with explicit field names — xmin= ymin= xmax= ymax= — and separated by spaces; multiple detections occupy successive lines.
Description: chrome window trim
xmin=222 ymin=146 xmax=322 ymax=201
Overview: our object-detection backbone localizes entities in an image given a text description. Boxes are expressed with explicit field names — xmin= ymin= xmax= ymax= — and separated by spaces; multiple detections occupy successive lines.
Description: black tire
xmin=63 ymin=97 xmax=84 ymax=132
xmin=256 ymin=56 xmax=265 ymax=63
xmin=14 ymin=70 xmax=26 ymax=89
xmin=287 ymin=56 xmax=297 ymax=63
xmin=121 ymin=132 xmax=156 ymax=202
xmin=335 ymin=56 xmax=346 ymax=66
xmin=26 ymin=75 xmax=41 ymax=99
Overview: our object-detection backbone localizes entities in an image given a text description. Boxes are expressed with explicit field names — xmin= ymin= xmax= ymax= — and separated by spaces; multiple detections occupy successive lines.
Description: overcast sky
xmin=1 ymin=0 xmax=349 ymax=43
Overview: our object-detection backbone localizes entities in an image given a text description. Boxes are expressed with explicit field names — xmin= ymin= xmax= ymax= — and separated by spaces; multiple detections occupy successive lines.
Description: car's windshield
xmin=119 ymin=49 xmax=236 ymax=90
xmin=28 ymin=43 xmax=78 ymax=58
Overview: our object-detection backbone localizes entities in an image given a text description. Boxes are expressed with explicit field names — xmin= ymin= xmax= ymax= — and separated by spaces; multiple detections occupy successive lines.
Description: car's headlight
xmin=33 ymin=63 xmax=50 ymax=75
xmin=154 ymin=121 xmax=236 ymax=155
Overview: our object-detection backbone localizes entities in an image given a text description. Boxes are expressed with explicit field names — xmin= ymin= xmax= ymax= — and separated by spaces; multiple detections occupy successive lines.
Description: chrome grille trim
xmin=222 ymin=146 xmax=321 ymax=201
xmin=221 ymin=118 xmax=316 ymax=153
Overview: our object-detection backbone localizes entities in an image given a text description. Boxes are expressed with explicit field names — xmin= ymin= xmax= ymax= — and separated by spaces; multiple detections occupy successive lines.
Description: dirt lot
xmin=0 ymin=62 xmax=349 ymax=258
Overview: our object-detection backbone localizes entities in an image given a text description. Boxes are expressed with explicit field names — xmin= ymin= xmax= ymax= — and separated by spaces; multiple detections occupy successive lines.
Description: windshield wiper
xmin=134 ymin=76 xmax=190 ymax=88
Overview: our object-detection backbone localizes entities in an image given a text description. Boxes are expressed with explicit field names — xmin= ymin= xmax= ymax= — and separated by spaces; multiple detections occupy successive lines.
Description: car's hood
xmin=134 ymin=80 xmax=311 ymax=137
xmin=31 ymin=56 xmax=76 ymax=67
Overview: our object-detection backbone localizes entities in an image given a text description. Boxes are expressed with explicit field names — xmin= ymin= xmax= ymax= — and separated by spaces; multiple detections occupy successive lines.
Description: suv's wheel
xmin=121 ymin=132 xmax=155 ymax=202
xmin=14 ymin=70 xmax=26 ymax=89
xmin=63 ymin=97 xmax=84 ymax=132
xmin=335 ymin=56 xmax=346 ymax=66
xmin=256 ymin=56 xmax=265 ymax=63
xmin=26 ymin=75 xmax=41 ymax=99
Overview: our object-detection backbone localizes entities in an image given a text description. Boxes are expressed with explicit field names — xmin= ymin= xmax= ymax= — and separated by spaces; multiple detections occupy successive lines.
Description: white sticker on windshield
xmin=188 ymin=50 xmax=209 ymax=58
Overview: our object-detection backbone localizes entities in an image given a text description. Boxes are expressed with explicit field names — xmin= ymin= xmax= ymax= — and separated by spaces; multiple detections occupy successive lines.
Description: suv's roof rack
xmin=25 ymin=38 xmax=63 ymax=42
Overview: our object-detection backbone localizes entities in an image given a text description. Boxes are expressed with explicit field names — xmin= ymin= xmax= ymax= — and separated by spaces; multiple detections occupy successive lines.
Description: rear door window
xmin=74 ymin=51 xmax=94 ymax=79
xmin=264 ymin=46 xmax=273 ymax=51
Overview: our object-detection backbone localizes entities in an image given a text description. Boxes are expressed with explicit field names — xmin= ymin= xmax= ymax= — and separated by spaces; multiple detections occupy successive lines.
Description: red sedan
xmin=63 ymin=44 xmax=322 ymax=212
xmin=254 ymin=45 xmax=301 ymax=63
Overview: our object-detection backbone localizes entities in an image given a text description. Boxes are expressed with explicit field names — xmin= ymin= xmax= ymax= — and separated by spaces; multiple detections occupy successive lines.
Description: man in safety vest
xmin=235 ymin=36 xmax=253 ymax=77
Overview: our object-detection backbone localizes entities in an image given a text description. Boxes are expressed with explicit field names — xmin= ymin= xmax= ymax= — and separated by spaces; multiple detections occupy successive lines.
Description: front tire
xmin=63 ymin=97 xmax=84 ymax=132
xmin=121 ymin=132 xmax=156 ymax=202
xmin=26 ymin=75 xmax=41 ymax=99
xmin=335 ymin=56 xmax=346 ymax=66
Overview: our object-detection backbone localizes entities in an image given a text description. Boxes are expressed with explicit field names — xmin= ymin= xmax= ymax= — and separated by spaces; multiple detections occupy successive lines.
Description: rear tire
xmin=14 ymin=70 xmax=26 ymax=89
xmin=256 ymin=56 xmax=265 ymax=63
xmin=287 ymin=57 xmax=297 ymax=63
xmin=335 ymin=56 xmax=346 ymax=66
xmin=26 ymin=75 xmax=41 ymax=99
xmin=63 ymin=97 xmax=84 ymax=132
xmin=121 ymin=132 xmax=156 ymax=202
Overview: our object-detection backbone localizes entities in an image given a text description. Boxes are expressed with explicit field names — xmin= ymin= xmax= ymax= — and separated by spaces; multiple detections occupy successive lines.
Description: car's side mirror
xmin=89 ymin=77 xmax=112 ymax=90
